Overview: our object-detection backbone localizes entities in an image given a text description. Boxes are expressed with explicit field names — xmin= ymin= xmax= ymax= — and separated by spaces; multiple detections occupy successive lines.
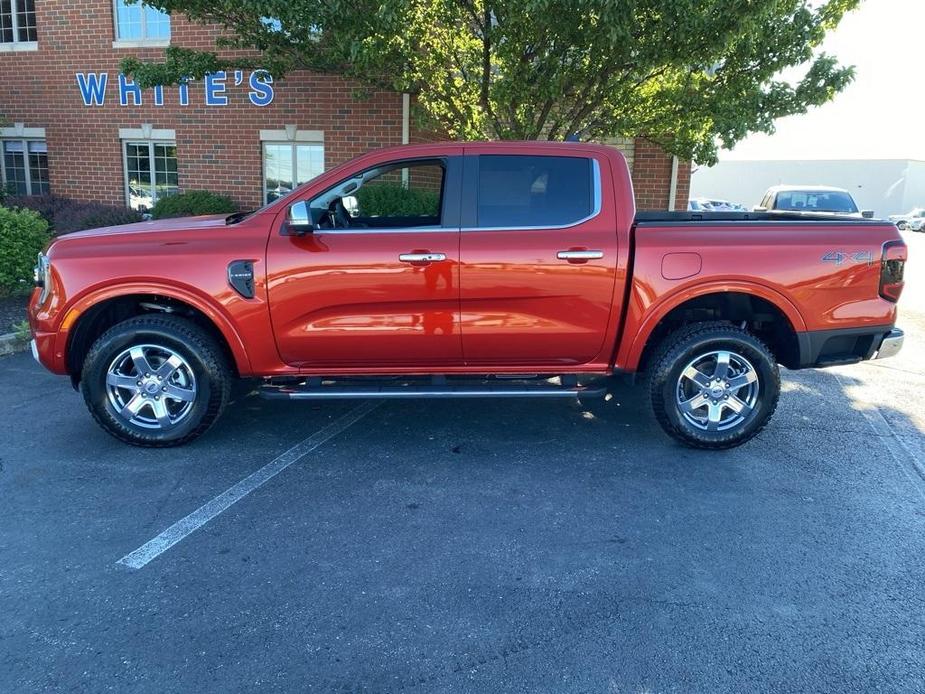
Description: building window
xmin=123 ymin=140 xmax=177 ymax=211
xmin=0 ymin=0 xmax=37 ymax=45
xmin=113 ymin=0 xmax=170 ymax=43
xmin=2 ymin=139 xmax=48 ymax=196
xmin=263 ymin=142 xmax=324 ymax=204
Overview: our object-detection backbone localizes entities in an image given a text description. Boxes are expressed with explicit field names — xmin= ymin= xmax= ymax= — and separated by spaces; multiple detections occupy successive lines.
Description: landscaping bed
xmin=0 ymin=294 xmax=29 ymax=334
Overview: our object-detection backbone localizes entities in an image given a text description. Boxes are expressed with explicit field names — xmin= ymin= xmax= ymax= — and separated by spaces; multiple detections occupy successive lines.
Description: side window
xmin=476 ymin=155 xmax=594 ymax=228
xmin=114 ymin=0 xmax=170 ymax=42
xmin=1 ymin=0 xmax=37 ymax=44
xmin=123 ymin=140 xmax=177 ymax=211
xmin=310 ymin=159 xmax=445 ymax=230
xmin=263 ymin=142 xmax=324 ymax=204
xmin=2 ymin=138 xmax=48 ymax=195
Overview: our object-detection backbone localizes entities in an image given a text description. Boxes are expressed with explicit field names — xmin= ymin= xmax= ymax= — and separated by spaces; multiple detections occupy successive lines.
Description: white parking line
xmin=833 ymin=372 xmax=925 ymax=502
xmin=117 ymin=400 xmax=380 ymax=570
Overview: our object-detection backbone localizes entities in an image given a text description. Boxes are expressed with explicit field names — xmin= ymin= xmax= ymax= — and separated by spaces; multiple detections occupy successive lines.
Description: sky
xmin=721 ymin=0 xmax=925 ymax=161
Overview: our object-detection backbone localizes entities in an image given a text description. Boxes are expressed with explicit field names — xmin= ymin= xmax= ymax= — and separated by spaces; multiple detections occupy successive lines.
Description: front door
xmin=267 ymin=156 xmax=463 ymax=368
xmin=459 ymin=150 xmax=619 ymax=366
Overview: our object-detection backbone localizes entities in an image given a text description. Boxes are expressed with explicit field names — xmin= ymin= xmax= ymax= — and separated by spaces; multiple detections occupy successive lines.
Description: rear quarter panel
xmin=617 ymin=221 xmax=903 ymax=371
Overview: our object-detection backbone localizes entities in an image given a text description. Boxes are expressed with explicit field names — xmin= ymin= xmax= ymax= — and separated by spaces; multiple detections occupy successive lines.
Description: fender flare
xmin=58 ymin=281 xmax=252 ymax=374
xmin=622 ymin=280 xmax=807 ymax=371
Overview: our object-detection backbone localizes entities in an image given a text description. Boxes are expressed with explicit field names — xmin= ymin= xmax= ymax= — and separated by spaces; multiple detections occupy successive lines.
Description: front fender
xmin=52 ymin=281 xmax=252 ymax=376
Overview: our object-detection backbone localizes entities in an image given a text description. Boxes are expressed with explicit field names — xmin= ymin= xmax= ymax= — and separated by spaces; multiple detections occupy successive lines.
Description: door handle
xmin=399 ymin=252 xmax=447 ymax=263
xmin=557 ymin=250 xmax=604 ymax=261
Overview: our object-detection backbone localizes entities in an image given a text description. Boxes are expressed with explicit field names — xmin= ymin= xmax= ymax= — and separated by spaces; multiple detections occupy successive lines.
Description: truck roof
xmin=360 ymin=140 xmax=626 ymax=157
xmin=765 ymin=184 xmax=851 ymax=193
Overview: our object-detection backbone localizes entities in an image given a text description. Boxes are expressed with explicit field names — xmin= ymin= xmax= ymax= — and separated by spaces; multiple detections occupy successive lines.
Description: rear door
xmin=458 ymin=148 xmax=619 ymax=366
xmin=266 ymin=153 xmax=463 ymax=368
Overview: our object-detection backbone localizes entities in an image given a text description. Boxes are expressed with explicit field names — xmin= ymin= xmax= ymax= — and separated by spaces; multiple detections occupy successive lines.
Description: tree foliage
xmin=123 ymin=0 xmax=860 ymax=163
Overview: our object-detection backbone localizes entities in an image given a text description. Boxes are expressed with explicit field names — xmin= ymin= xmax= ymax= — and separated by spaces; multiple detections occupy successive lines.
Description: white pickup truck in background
xmin=754 ymin=185 xmax=874 ymax=218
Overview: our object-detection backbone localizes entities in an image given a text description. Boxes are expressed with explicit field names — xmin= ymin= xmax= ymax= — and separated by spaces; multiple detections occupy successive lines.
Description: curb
xmin=0 ymin=332 xmax=29 ymax=357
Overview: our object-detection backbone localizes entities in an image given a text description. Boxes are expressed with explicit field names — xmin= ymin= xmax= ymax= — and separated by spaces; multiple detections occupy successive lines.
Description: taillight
xmin=880 ymin=240 xmax=906 ymax=302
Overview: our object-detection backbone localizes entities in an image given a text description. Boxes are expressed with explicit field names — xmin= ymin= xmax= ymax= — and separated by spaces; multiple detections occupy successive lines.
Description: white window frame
xmin=0 ymin=124 xmax=47 ymax=195
xmin=112 ymin=0 xmax=170 ymax=48
xmin=120 ymin=127 xmax=178 ymax=210
xmin=260 ymin=128 xmax=324 ymax=205
xmin=0 ymin=0 xmax=38 ymax=52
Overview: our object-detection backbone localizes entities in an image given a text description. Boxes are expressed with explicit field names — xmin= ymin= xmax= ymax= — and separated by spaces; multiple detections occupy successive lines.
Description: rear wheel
xmin=647 ymin=323 xmax=780 ymax=449
xmin=80 ymin=315 xmax=232 ymax=447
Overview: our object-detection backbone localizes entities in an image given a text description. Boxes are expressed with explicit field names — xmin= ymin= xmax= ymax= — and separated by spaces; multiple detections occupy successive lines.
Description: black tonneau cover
xmin=634 ymin=211 xmax=888 ymax=225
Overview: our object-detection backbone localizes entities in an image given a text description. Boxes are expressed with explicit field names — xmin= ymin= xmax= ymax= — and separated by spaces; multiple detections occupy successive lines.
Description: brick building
xmin=0 ymin=1 xmax=690 ymax=213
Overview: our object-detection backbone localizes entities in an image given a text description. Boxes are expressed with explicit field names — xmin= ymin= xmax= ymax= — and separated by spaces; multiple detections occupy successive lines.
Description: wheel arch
xmin=626 ymin=282 xmax=806 ymax=372
xmin=61 ymin=285 xmax=250 ymax=385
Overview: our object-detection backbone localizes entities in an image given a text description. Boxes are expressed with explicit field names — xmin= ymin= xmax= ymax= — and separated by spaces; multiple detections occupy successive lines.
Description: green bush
xmin=150 ymin=190 xmax=238 ymax=219
xmin=0 ymin=206 xmax=50 ymax=295
xmin=355 ymin=183 xmax=440 ymax=217
xmin=7 ymin=194 xmax=143 ymax=235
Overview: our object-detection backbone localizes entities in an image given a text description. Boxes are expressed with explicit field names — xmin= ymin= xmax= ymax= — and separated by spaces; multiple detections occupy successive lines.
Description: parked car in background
xmin=689 ymin=198 xmax=746 ymax=212
xmin=888 ymin=208 xmax=925 ymax=230
xmin=754 ymin=185 xmax=874 ymax=218
xmin=908 ymin=216 xmax=925 ymax=232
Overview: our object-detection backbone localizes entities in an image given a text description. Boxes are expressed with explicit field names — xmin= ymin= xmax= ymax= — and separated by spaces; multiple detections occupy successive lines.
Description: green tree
xmin=123 ymin=0 xmax=859 ymax=164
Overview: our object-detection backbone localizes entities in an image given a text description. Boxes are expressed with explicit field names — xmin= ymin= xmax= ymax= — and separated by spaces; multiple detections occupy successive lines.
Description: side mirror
xmin=861 ymin=210 xmax=874 ymax=219
xmin=752 ymin=206 xmax=768 ymax=212
xmin=287 ymin=200 xmax=317 ymax=234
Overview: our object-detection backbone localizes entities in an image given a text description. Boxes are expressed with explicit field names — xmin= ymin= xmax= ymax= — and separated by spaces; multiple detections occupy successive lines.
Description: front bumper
xmin=873 ymin=328 xmax=904 ymax=360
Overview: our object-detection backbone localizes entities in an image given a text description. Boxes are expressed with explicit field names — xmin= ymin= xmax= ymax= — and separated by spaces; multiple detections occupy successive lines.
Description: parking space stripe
xmin=833 ymin=372 xmax=925 ymax=502
xmin=116 ymin=400 xmax=380 ymax=570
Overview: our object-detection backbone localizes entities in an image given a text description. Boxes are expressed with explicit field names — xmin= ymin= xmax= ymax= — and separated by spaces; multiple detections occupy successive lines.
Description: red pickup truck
xmin=28 ymin=142 xmax=907 ymax=449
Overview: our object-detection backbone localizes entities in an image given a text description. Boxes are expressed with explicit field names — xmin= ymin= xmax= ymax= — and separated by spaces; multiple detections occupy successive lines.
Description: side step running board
xmin=260 ymin=381 xmax=606 ymax=401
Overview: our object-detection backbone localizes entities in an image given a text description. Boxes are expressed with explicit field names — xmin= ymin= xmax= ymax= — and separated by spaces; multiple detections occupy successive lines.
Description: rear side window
xmin=476 ymin=155 xmax=595 ymax=228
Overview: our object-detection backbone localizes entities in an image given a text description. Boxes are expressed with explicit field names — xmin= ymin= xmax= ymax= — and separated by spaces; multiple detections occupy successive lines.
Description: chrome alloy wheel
xmin=105 ymin=344 xmax=197 ymax=430
xmin=676 ymin=349 xmax=760 ymax=431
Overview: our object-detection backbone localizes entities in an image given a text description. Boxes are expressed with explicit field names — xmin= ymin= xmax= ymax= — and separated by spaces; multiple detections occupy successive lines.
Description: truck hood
xmin=62 ymin=214 xmax=230 ymax=240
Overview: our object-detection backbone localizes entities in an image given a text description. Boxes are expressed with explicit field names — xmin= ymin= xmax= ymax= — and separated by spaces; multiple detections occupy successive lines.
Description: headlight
xmin=34 ymin=253 xmax=51 ymax=303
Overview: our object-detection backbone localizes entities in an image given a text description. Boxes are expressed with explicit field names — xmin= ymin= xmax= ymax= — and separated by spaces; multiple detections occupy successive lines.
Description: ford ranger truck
xmin=27 ymin=142 xmax=907 ymax=449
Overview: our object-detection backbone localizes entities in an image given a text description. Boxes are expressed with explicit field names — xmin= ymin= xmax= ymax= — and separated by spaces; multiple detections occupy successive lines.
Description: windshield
xmin=775 ymin=190 xmax=858 ymax=214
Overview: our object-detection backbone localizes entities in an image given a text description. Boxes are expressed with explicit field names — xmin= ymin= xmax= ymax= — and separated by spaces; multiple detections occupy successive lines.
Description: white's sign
xmin=75 ymin=70 xmax=275 ymax=107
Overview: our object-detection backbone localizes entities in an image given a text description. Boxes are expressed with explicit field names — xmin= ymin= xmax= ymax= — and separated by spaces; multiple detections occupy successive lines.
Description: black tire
xmin=647 ymin=322 xmax=780 ymax=450
xmin=80 ymin=315 xmax=232 ymax=447
xmin=896 ymin=221 xmax=907 ymax=230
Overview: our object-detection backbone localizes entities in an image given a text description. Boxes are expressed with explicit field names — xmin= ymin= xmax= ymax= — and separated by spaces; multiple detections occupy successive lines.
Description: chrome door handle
xmin=557 ymin=250 xmax=604 ymax=260
xmin=399 ymin=252 xmax=447 ymax=263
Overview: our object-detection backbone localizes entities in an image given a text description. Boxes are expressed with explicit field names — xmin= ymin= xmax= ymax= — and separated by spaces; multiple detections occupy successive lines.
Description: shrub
xmin=6 ymin=194 xmax=142 ymax=235
xmin=150 ymin=190 xmax=237 ymax=219
xmin=355 ymin=183 xmax=440 ymax=218
xmin=0 ymin=206 xmax=50 ymax=295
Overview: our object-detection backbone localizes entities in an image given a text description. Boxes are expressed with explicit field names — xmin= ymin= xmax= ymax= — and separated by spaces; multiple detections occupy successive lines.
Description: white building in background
xmin=691 ymin=159 xmax=925 ymax=218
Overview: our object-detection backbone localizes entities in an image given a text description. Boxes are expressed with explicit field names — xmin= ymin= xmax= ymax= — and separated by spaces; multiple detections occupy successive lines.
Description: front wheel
xmin=647 ymin=323 xmax=780 ymax=449
xmin=80 ymin=315 xmax=232 ymax=447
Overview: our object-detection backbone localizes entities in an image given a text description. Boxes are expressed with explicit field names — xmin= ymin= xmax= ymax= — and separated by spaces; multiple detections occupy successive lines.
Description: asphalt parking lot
xmin=2 ymin=234 xmax=924 ymax=693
